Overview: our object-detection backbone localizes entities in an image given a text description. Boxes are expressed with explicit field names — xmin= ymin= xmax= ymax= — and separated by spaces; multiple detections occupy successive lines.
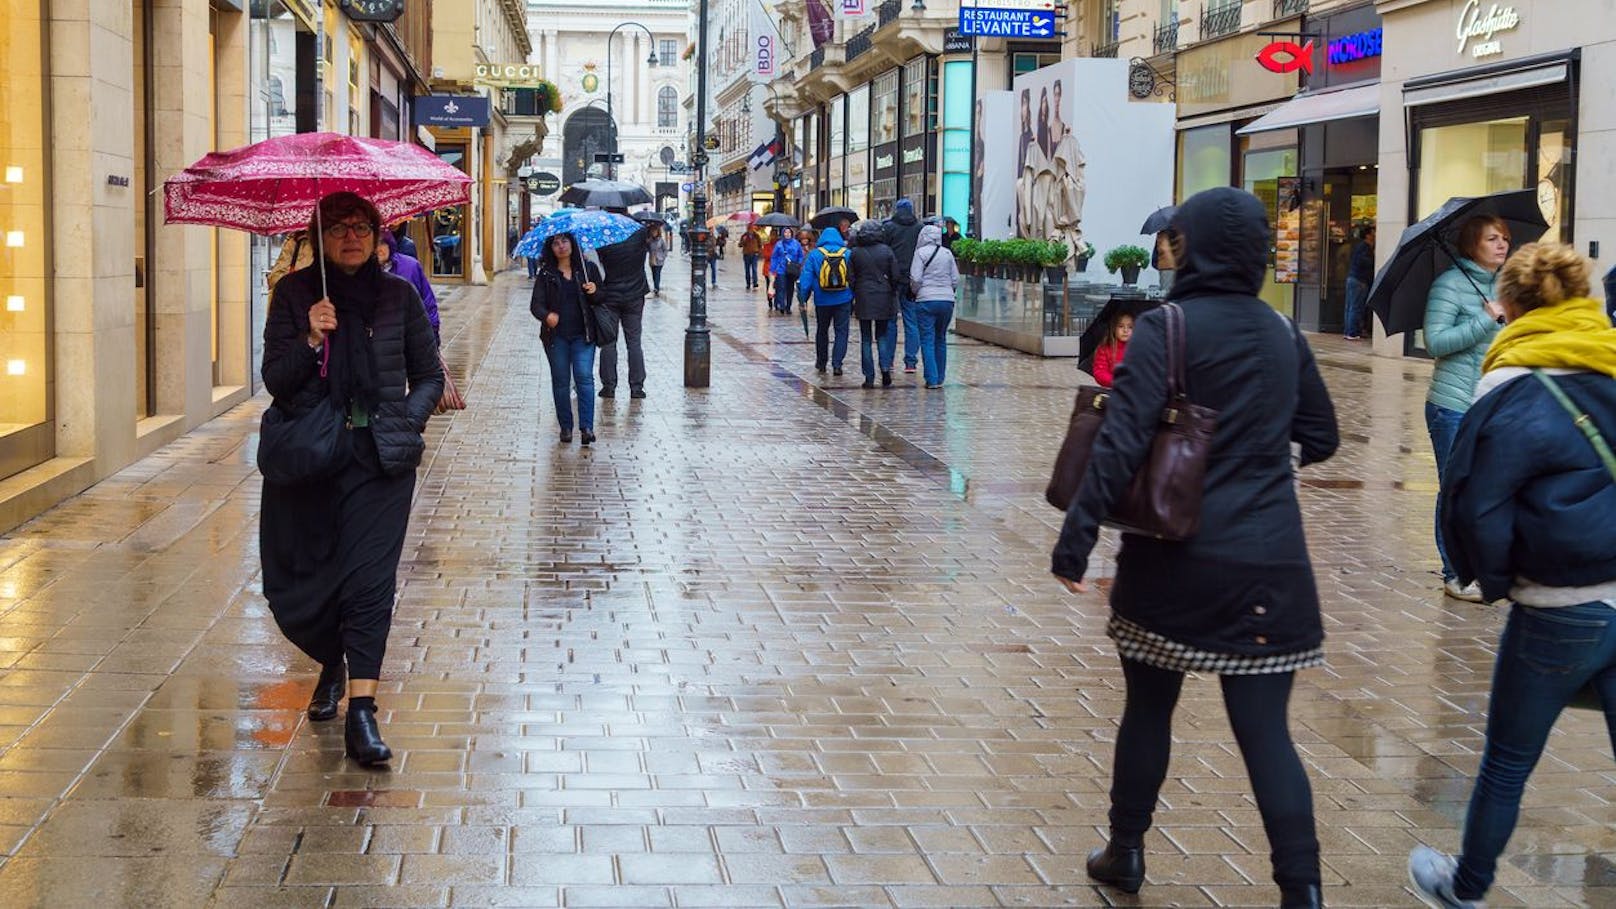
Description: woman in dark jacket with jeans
xmin=530 ymin=232 xmax=604 ymax=446
xmin=1052 ymin=187 xmax=1338 ymax=909
xmin=260 ymin=192 xmax=443 ymax=768
xmin=849 ymin=220 xmax=902 ymax=387
xmin=1408 ymin=243 xmax=1616 ymax=909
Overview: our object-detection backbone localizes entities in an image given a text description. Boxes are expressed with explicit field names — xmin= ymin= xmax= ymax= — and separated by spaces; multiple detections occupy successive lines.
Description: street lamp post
xmin=685 ymin=0 xmax=712 ymax=387
xmin=606 ymin=21 xmax=659 ymax=180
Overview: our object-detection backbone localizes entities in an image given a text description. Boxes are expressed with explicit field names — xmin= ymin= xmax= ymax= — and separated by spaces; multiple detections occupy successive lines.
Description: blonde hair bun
xmin=1496 ymin=242 xmax=1590 ymax=313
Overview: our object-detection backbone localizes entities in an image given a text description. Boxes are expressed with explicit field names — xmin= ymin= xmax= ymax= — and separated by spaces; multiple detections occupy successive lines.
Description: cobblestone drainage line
xmin=711 ymin=327 xmax=970 ymax=501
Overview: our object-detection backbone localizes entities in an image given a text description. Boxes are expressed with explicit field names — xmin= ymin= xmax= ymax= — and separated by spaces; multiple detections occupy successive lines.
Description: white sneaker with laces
xmin=1443 ymin=579 xmax=1485 ymax=603
xmin=1408 ymin=846 xmax=1482 ymax=908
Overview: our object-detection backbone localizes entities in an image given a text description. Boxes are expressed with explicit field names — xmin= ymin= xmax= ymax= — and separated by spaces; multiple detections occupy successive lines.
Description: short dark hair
xmin=1458 ymin=215 xmax=1510 ymax=260
xmin=309 ymin=191 xmax=381 ymax=238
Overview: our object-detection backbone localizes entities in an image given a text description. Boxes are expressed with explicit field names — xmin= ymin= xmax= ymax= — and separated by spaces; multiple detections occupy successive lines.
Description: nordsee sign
xmin=1456 ymin=1 xmax=1520 ymax=58
xmin=958 ymin=7 xmax=1055 ymax=39
xmin=1327 ymin=28 xmax=1382 ymax=66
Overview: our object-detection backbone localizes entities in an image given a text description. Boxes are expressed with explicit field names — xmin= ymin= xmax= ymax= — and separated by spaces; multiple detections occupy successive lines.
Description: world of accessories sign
xmin=1456 ymin=1 xmax=1520 ymax=58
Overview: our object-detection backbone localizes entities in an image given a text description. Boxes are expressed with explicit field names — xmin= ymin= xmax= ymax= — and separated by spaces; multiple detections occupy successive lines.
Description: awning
xmin=1403 ymin=61 xmax=1568 ymax=108
xmin=1236 ymin=84 xmax=1380 ymax=135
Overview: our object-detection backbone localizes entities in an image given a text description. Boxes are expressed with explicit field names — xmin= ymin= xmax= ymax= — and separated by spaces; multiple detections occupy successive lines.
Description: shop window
xmin=1011 ymin=51 xmax=1061 ymax=78
xmin=1416 ymin=117 xmax=1528 ymax=221
xmin=1176 ymin=123 xmax=1231 ymax=200
xmin=430 ymin=147 xmax=467 ymax=277
xmin=872 ymin=69 xmax=898 ymax=146
xmin=848 ymin=85 xmax=870 ymax=154
xmin=902 ymin=58 xmax=928 ymax=138
xmin=829 ymin=95 xmax=845 ymax=158
xmin=658 ymin=86 xmax=677 ymax=128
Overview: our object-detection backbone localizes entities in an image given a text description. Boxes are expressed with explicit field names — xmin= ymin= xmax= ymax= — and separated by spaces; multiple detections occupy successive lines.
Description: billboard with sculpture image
xmin=980 ymin=59 xmax=1175 ymax=285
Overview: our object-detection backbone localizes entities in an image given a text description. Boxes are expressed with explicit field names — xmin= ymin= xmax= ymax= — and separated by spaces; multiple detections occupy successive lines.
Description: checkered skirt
xmin=1108 ymin=615 xmax=1324 ymax=675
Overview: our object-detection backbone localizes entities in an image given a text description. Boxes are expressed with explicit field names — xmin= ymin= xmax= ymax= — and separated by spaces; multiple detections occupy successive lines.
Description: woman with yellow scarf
xmin=1408 ymin=243 xmax=1616 ymax=909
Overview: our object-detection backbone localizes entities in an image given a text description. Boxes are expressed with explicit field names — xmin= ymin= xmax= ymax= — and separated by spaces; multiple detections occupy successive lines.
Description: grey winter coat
xmin=909 ymin=225 xmax=959 ymax=303
xmin=1423 ymin=257 xmax=1500 ymax=414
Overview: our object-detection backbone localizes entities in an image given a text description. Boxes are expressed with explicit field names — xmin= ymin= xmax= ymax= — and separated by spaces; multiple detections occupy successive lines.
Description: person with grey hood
xmin=884 ymin=198 xmax=925 ymax=372
xmin=850 ymin=220 xmax=903 ymax=388
xmin=909 ymin=224 xmax=959 ymax=388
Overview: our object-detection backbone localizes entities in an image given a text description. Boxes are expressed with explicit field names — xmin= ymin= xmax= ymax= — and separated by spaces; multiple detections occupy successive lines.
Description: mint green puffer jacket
xmin=1423 ymin=258 xmax=1499 ymax=414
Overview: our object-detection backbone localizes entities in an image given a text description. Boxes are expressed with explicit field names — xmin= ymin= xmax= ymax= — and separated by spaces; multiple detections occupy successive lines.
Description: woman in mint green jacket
xmin=1424 ymin=215 xmax=1510 ymax=602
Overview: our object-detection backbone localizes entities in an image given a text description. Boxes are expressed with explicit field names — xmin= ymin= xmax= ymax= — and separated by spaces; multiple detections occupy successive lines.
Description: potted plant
xmin=1039 ymin=240 xmax=1070 ymax=284
xmin=1073 ymin=240 xmax=1095 ymax=273
xmin=952 ymin=238 xmax=979 ymax=276
xmin=1105 ymin=244 xmax=1150 ymax=286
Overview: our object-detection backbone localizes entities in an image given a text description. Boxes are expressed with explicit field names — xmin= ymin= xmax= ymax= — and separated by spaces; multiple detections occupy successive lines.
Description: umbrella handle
xmin=1436 ymin=239 xmax=1494 ymax=302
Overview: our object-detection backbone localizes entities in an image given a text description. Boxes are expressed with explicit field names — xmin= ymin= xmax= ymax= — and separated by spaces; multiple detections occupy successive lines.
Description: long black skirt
xmin=259 ymin=428 xmax=415 ymax=678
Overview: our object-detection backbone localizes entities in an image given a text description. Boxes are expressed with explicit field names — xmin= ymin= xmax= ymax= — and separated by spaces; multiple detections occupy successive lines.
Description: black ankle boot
xmin=344 ymin=703 xmax=392 ymax=767
xmin=1086 ymin=841 xmax=1145 ymax=894
xmin=1279 ymin=884 xmax=1322 ymax=908
xmin=307 ymin=663 xmax=345 ymax=721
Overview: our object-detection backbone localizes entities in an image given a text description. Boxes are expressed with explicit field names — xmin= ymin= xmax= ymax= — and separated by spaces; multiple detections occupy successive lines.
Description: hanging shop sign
xmin=475 ymin=64 xmax=553 ymax=88
xmin=1455 ymin=1 xmax=1520 ymax=59
xmin=414 ymin=95 xmax=491 ymax=128
xmin=525 ymin=172 xmax=562 ymax=195
xmin=1256 ymin=40 xmax=1315 ymax=75
xmin=338 ymin=0 xmax=404 ymax=23
xmin=1327 ymin=28 xmax=1382 ymax=66
xmin=943 ymin=29 xmax=974 ymax=54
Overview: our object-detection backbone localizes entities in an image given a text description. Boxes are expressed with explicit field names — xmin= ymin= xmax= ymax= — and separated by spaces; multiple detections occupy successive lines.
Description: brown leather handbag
xmin=1044 ymin=302 xmax=1218 ymax=540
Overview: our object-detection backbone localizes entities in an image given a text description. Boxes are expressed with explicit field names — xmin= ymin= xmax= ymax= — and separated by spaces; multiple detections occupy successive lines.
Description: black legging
xmin=1110 ymin=658 xmax=1320 ymax=895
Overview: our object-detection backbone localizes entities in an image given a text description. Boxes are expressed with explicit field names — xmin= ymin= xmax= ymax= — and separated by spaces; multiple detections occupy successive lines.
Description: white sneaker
xmin=1408 ymin=846 xmax=1482 ymax=908
xmin=1443 ymin=579 xmax=1485 ymax=603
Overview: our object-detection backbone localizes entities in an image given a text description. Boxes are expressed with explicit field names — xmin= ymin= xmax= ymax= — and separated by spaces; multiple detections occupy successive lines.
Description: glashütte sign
xmin=1456 ymin=1 xmax=1520 ymax=58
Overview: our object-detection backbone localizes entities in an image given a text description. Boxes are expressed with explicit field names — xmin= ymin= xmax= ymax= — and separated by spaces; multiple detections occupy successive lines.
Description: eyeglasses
xmin=324 ymin=222 xmax=375 ymax=239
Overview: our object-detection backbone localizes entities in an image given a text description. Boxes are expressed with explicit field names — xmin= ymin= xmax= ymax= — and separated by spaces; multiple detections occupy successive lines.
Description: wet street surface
xmin=0 ymin=263 xmax=1611 ymax=908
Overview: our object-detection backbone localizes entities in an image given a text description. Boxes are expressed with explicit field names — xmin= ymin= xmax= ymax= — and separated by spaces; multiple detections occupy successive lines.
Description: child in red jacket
xmin=1092 ymin=313 xmax=1134 ymax=387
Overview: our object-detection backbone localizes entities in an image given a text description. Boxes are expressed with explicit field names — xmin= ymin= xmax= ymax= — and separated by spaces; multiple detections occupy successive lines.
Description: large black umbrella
xmin=631 ymin=210 xmax=670 ymax=224
xmin=1078 ymin=294 xmax=1162 ymax=373
xmin=1139 ymin=205 xmax=1176 ymax=235
xmin=755 ymin=211 xmax=800 ymax=228
xmin=559 ymin=179 xmax=653 ymax=209
xmin=1366 ymin=188 xmax=1549 ymax=336
xmin=810 ymin=206 xmax=860 ymax=231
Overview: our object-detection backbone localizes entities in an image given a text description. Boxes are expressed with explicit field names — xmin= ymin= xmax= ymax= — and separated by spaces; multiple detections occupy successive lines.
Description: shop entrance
xmin=1318 ymin=166 xmax=1378 ymax=334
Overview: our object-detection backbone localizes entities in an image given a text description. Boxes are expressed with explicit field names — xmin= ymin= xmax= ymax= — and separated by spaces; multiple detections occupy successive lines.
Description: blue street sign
xmin=680 ymin=182 xmax=695 ymax=192
xmin=957 ymin=7 xmax=1056 ymax=38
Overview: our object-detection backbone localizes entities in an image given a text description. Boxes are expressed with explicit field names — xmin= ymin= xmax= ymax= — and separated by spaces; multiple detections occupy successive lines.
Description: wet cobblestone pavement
xmin=0 ymin=265 xmax=1612 ymax=908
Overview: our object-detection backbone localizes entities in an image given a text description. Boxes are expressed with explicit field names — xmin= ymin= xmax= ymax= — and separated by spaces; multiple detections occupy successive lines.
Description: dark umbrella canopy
xmin=631 ymin=210 xmax=670 ymax=224
xmin=558 ymin=179 xmax=653 ymax=209
xmin=1366 ymin=189 xmax=1549 ymax=336
xmin=810 ymin=206 xmax=860 ymax=230
xmin=1139 ymin=206 xmax=1176 ymax=235
xmin=1079 ymin=295 xmax=1161 ymax=372
xmin=755 ymin=212 xmax=800 ymax=228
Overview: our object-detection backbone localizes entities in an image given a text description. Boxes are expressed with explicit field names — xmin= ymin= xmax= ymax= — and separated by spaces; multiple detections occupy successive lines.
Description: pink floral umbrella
xmin=163 ymin=131 xmax=471 ymax=235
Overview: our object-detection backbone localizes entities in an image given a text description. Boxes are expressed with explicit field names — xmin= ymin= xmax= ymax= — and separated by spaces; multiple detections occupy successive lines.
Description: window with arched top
xmin=657 ymin=86 xmax=678 ymax=129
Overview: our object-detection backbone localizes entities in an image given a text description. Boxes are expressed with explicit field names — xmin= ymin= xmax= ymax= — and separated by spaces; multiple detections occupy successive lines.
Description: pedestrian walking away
xmin=909 ymin=223 xmax=959 ymax=388
xmin=1425 ymin=215 xmax=1510 ymax=603
xmin=645 ymin=223 xmax=670 ymax=297
xmin=761 ymin=232 xmax=777 ymax=301
xmin=849 ymin=220 xmax=902 ymax=387
xmin=707 ymin=231 xmax=720 ymax=288
xmin=884 ymin=198 xmax=925 ymax=371
xmin=1051 ymin=187 xmax=1339 ymax=909
xmin=769 ymin=227 xmax=806 ymax=314
xmin=797 ymin=226 xmax=854 ymax=376
xmin=259 ymin=191 xmax=444 ymax=769
xmin=266 ymin=229 xmax=314 ymax=293
xmin=529 ymin=232 xmax=605 ymax=446
xmin=1343 ymin=225 xmax=1375 ymax=339
xmin=1408 ymin=242 xmax=1616 ymax=909
xmin=740 ymin=226 xmax=763 ymax=290
xmin=595 ymin=224 xmax=651 ymax=400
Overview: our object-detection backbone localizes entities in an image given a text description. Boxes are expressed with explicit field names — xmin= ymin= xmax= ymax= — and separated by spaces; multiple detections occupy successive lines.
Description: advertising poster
xmin=976 ymin=92 xmax=1015 ymax=241
xmin=1274 ymin=176 xmax=1302 ymax=284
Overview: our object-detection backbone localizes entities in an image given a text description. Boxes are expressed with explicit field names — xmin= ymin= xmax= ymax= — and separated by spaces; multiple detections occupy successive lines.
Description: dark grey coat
xmin=1052 ymin=188 xmax=1339 ymax=658
xmin=849 ymin=234 xmax=902 ymax=322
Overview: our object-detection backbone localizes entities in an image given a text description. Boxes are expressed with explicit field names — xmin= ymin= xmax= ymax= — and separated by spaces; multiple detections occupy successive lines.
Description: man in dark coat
xmin=849 ymin=220 xmax=902 ymax=387
xmin=594 ymin=225 xmax=651 ymax=399
xmin=1051 ymin=187 xmax=1338 ymax=909
xmin=883 ymin=198 xmax=925 ymax=372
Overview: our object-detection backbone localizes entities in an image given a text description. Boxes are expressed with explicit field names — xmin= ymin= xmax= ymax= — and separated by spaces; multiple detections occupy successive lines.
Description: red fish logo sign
xmin=1256 ymin=40 xmax=1315 ymax=74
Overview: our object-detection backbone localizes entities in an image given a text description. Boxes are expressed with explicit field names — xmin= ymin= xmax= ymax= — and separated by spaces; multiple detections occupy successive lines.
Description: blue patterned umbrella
xmin=513 ymin=208 xmax=642 ymax=258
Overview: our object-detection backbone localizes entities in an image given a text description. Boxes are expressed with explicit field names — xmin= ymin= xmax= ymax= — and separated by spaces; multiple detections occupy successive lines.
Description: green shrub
xmin=1104 ymin=244 xmax=1150 ymax=273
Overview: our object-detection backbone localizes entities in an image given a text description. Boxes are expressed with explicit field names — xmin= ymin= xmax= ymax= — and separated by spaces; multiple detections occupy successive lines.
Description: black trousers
xmin=597 ymin=299 xmax=646 ymax=392
xmin=1109 ymin=658 xmax=1320 ymax=895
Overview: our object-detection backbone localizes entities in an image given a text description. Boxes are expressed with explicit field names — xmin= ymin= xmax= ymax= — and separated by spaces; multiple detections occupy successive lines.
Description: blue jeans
xmin=1453 ymin=601 xmax=1616 ymax=899
xmin=1343 ymin=276 xmax=1368 ymax=337
xmin=916 ymin=299 xmax=954 ymax=385
xmin=545 ymin=334 xmax=596 ymax=433
xmin=858 ymin=318 xmax=894 ymax=381
xmin=527 ymin=256 xmax=539 ymax=279
xmin=1425 ymin=402 xmax=1463 ymax=581
xmin=887 ymin=292 xmax=921 ymax=367
xmin=814 ymin=302 xmax=851 ymax=370
xmin=743 ymin=254 xmax=759 ymax=288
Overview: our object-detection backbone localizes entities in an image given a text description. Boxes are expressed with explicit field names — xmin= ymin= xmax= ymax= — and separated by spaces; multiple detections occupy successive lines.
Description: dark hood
xmin=1168 ymin=187 xmax=1271 ymax=300
xmin=890 ymin=199 xmax=918 ymax=227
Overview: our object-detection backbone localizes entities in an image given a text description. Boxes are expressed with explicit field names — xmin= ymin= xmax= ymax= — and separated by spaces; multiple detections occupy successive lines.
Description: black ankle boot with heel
xmin=1279 ymin=884 xmax=1322 ymax=908
xmin=307 ymin=663 xmax=345 ymax=721
xmin=344 ymin=699 xmax=392 ymax=767
xmin=1086 ymin=840 xmax=1145 ymax=894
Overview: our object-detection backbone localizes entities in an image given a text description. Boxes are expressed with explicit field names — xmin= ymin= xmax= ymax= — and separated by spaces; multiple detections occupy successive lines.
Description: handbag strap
xmin=1532 ymin=370 xmax=1616 ymax=484
xmin=1161 ymin=302 xmax=1186 ymax=399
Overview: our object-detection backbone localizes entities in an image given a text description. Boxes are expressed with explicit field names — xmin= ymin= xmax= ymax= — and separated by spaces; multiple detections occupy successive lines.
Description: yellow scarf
xmin=1482 ymin=297 xmax=1616 ymax=376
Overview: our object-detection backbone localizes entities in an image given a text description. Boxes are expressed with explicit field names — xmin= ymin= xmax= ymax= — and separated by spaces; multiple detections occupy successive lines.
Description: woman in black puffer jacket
xmin=260 ymin=192 xmax=442 ymax=768
xmin=849 ymin=220 xmax=902 ymax=388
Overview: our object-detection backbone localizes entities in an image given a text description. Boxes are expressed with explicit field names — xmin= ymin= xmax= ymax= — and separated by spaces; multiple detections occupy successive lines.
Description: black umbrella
xmin=1079 ymin=294 xmax=1162 ymax=373
xmin=559 ymin=179 xmax=653 ymax=209
xmin=1140 ymin=206 xmax=1176 ymax=235
xmin=755 ymin=211 xmax=800 ymax=228
xmin=1366 ymin=189 xmax=1550 ymax=336
xmin=810 ymin=206 xmax=860 ymax=231
xmin=631 ymin=210 xmax=670 ymax=224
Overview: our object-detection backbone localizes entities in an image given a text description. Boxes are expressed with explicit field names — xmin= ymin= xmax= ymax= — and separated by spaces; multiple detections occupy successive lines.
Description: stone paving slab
xmin=0 ymin=265 xmax=1611 ymax=907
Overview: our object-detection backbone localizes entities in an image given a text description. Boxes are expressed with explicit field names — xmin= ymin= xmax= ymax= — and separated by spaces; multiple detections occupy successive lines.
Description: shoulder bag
xmin=1531 ymin=370 xmax=1612 ymax=712
xmin=1044 ymin=302 xmax=1218 ymax=541
xmin=257 ymin=376 xmax=352 ymax=486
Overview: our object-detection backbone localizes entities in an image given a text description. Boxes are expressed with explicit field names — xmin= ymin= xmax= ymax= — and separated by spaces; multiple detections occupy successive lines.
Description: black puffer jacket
xmin=849 ymin=223 xmax=902 ymax=321
xmin=262 ymin=264 xmax=443 ymax=474
xmin=884 ymin=200 xmax=924 ymax=273
xmin=594 ymin=229 xmax=650 ymax=308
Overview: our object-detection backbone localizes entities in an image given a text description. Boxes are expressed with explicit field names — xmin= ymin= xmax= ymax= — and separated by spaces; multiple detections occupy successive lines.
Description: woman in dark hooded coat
xmin=1051 ymin=187 xmax=1339 ymax=908
xmin=849 ymin=220 xmax=902 ymax=387
xmin=260 ymin=192 xmax=443 ymax=768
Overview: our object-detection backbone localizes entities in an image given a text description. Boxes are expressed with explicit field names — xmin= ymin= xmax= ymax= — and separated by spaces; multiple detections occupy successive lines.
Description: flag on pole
xmin=807 ymin=0 xmax=835 ymax=47
xmin=837 ymin=0 xmax=866 ymax=16
xmin=748 ymin=135 xmax=783 ymax=170
xmin=750 ymin=0 xmax=779 ymax=80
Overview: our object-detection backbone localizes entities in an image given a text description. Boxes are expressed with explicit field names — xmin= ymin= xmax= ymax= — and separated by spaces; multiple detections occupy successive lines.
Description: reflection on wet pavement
xmin=0 ymin=271 xmax=1610 ymax=907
